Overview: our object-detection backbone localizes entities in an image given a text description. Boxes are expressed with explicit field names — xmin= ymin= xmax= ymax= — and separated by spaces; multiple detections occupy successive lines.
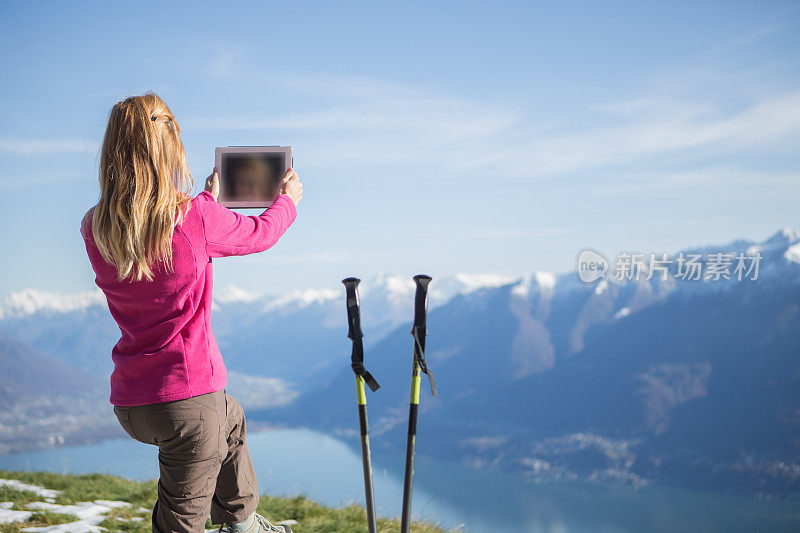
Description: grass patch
xmin=0 ymin=486 xmax=41 ymax=509
xmin=254 ymin=494 xmax=446 ymax=532
xmin=27 ymin=510 xmax=81 ymax=526
xmin=0 ymin=470 xmax=449 ymax=532
xmin=0 ymin=505 xmax=82 ymax=533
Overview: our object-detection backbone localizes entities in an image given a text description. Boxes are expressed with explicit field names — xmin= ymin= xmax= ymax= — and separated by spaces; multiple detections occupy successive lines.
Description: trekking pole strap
xmin=412 ymin=326 xmax=437 ymax=397
xmin=343 ymin=277 xmax=380 ymax=392
xmin=352 ymin=356 xmax=380 ymax=392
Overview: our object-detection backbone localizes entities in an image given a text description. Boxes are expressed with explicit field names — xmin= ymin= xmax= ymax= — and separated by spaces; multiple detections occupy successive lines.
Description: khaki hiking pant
xmin=113 ymin=389 xmax=259 ymax=532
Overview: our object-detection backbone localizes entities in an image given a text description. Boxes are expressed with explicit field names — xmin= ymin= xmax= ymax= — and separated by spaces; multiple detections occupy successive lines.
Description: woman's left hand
xmin=204 ymin=168 xmax=219 ymax=202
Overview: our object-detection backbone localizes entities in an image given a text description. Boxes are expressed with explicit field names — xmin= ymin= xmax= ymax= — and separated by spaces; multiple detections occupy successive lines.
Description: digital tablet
xmin=214 ymin=146 xmax=293 ymax=208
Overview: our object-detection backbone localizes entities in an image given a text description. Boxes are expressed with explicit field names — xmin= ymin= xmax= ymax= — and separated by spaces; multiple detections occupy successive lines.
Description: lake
xmin=0 ymin=428 xmax=798 ymax=532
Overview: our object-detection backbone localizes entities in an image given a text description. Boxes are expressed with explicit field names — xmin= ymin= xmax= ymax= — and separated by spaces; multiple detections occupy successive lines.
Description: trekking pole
xmin=400 ymin=275 xmax=438 ymax=533
xmin=342 ymin=277 xmax=380 ymax=533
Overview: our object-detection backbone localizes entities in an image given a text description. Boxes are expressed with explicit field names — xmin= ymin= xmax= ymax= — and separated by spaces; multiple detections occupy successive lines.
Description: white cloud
xmin=188 ymin=63 xmax=800 ymax=180
xmin=715 ymin=24 xmax=780 ymax=52
xmin=510 ymin=90 xmax=800 ymax=177
xmin=577 ymin=166 xmax=800 ymax=197
xmin=0 ymin=137 xmax=98 ymax=156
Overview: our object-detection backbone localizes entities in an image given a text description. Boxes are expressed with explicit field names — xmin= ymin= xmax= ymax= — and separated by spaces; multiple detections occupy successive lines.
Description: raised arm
xmin=196 ymin=168 xmax=301 ymax=258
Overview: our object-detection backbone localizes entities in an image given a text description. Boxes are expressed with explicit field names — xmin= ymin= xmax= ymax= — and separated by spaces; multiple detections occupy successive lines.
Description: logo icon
xmin=577 ymin=249 xmax=608 ymax=283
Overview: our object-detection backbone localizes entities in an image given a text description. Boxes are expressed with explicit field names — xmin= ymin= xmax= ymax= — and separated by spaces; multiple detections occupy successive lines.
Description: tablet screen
xmin=221 ymin=153 xmax=284 ymax=202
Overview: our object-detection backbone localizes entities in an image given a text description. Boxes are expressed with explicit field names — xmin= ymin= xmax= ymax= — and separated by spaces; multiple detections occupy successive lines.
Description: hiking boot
xmin=218 ymin=512 xmax=294 ymax=533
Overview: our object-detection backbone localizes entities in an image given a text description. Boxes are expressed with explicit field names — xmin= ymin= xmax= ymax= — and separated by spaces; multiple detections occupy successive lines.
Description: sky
xmin=0 ymin=1 xmax=799 ymax=299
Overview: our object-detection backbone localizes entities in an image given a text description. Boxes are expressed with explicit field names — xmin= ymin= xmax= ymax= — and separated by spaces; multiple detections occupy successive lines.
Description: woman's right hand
xmin=279 ymin=168 xmax=303 ymax=207
xmin=204 ymin=167 xmax=220 ymax=202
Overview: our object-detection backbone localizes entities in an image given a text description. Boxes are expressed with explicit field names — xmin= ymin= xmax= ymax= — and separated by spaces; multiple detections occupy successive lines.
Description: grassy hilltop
xmin=0 ymin=470 xmax=447 ymax=533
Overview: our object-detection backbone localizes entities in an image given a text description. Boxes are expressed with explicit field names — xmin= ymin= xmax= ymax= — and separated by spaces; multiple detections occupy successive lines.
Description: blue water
xmin=0 ymin=428 xmax=798 ymax=532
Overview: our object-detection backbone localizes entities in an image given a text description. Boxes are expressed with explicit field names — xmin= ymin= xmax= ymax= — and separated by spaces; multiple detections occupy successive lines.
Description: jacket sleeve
xmin=195 ymin=191 xmax=297 ymax=258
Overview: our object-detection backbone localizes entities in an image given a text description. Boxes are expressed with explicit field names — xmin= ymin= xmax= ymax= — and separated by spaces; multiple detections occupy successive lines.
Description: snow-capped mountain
xmin=1 ymin=229 xmax=799 ymax=495
xmin=0 ymin=272 xmax=516 ymax=401
xmin=0 ymin=272 xmax=518 ymax=453
xmin=263 ymin=229 xmax=800 ymax=496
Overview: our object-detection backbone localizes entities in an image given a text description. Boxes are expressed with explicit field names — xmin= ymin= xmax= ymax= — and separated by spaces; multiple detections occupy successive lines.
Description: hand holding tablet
xmin=213 ymin=146 xmax=296 ymax=208
xmin=204 ymin=168 xmax=220 ymax=202
xmin=278 ymin=168 xmax=303 ymax=206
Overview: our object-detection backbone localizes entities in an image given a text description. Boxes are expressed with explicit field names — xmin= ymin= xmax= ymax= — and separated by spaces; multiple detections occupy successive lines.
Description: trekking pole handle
xmin=411 ymin=275 xmax=437 ymax=397
xmin=412 ymin=275 xmax=432 ymax=345
xmin=342 ymin=277 xmax=364 ymax=340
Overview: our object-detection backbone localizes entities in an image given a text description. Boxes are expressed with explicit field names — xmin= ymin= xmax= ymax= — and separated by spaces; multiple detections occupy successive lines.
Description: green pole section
xmin=401 ymin=274 xmax=434 ymax=533
xmin=343 ymin=277 xmax=379 ymax=533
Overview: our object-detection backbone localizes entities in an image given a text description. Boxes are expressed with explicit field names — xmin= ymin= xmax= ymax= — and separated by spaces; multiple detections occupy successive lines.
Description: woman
xmin=80 ymin=93 xmax=302 ymax=533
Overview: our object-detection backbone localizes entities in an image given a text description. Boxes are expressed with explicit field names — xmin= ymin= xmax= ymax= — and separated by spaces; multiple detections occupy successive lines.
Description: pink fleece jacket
xmin=80 ymin=191 xmax=297 ymax=406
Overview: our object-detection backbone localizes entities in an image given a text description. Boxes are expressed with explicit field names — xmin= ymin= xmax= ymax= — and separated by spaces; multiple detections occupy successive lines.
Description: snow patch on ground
xmin=0 ymin=479 xmax=60 ymax=499
xmin=0 ymin=501 xmax=33 ymax=524
xmin=23 ymin=500 xmax=131 ymax=532
xmin=0 ymin=478 xmax=141 ymax=532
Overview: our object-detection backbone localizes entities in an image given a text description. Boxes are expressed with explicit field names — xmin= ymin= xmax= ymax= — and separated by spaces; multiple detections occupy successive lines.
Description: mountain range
xmin=1 ymin=229 xmax=798 ymax=496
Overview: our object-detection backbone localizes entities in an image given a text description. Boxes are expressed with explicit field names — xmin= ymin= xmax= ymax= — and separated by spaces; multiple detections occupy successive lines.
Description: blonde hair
xmin=91 ymin=93 xmax=194 ymax=282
